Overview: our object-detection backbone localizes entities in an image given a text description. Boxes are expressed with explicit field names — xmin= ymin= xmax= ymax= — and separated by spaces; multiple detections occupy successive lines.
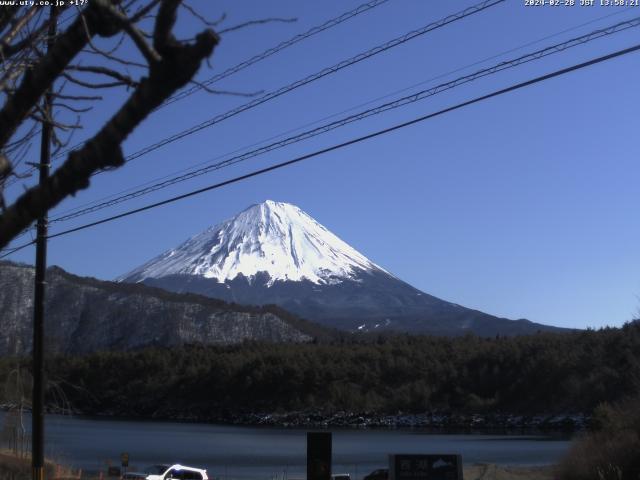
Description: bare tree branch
xmin=218 ymin=17 xmax=296 ymax=35
xmin=0 ymin=8 xmax=38 ymax=57
xmin=0 ymin=12 xmax=219 ymax=247
xmin=0 ymin=153 xmax=10 ymax=182
xmin=8 ymin=137 xmax=33 ymax=170
xmin=0 ymin=61 xmax=34 ymax=94
xmin=51 ymin=116 xmax=81 ymax=153
xmin=181 ymin=2 xmax=225 ymax=28
xmin=153 ymin=0 xmax=180 ymax=53
xmin=29 ymin=112 xmax=81 ymax=131
xmin=81 ymin=45 xmax=148 ymax=69
xmin=2 ymin=24 xmax=48 ymax=61
xmin=51 ymin=103 xmax=93 ymax=114
xmin=0 ymin=8 xmax=18 ymax=35
xmin=4 ymin=121 xmax=39 ymax=153
xmin=52 ymin=92 xmax=103 ymax=101
xmin=67 ymin=65 xmax=139 ymax=87
xmin=130 ymin=0 xmax=162 ymax=23
xmin=96 ymin=1 xmax=162 ymax=64
xmin=0 ymin=0 xmax=122 ymax=151
xmin=62 ymin=72 xmax=131 ymax=90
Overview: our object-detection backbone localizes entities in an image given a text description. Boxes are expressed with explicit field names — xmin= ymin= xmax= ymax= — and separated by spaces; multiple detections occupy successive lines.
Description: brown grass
xmin=464 ymin=463 xmax=554 ymax=480
xmin=556 ymin=395 xmax=640 ymax=480
xmin=0 ymin=451 xmax=82 ymax=480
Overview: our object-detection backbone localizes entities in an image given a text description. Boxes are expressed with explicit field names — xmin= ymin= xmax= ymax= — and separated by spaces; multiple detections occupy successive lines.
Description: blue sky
xmin=5 ymin=0 xmax=640 ymax=329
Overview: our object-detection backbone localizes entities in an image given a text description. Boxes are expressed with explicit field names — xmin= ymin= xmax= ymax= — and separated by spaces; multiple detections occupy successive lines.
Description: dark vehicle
xmin=363 ymin=469 xmax=388 ymax=480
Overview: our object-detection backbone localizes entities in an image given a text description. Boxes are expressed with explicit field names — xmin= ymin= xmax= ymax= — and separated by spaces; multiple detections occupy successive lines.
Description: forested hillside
xmin=2 ymin=322 xmax=637 ymax=422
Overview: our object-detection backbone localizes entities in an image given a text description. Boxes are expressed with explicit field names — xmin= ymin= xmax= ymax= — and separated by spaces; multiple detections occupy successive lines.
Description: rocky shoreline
xmin=2 ymin=404 xmax=589 ymax=431
xmin=135 ymin=408 xmax=589 ymax=432
xmin=206 ymin=410 xmax=589 ymax=431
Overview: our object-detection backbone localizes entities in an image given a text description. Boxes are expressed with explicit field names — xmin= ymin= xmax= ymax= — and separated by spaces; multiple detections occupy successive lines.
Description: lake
xmin=1 ymin=413 xmax=572 ymax=480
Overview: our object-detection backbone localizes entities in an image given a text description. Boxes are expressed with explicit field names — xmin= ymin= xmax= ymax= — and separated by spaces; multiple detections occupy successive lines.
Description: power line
xmin=163 ymin=0 xmax=392 ymax=107
xmin=1 ymin=0 xmax=503 ymax=251
xmin=0 ymin=240 xmax=34 ymax=258
xmin=5 ymin=0 xmax=501 ymax=192
xmin=88 ymin=0 xmax=506 ymax=168
xmin=4 ymin=40 xmax=639 ymax=257
xmin=43 ymin=0 xmax=392 ymax=166
xmin=4 ymin=0 xmax=392 ymax=188
xmin=33 ymin=41 xmax=640 ymax=244
xmin=47 ymin=15 xmax=640 ymax=225
xmin=48 ymin=6 xmax=637 ymax=221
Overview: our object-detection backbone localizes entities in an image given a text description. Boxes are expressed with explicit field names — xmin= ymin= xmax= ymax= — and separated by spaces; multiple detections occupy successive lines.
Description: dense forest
xmin=1 ymin=322 xmax=639 ymax=421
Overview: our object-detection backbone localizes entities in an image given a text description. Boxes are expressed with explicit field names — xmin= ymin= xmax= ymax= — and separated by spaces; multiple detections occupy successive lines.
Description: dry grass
xmin=0 ymin=450 xmax=81 ymax=480
xmin=464 ymin=463 xmax=554 ymax=480
xmin=555 ymin=431 xmax=640 ymax=480
xmin=556 ymin=395 xmax=640 ymax=480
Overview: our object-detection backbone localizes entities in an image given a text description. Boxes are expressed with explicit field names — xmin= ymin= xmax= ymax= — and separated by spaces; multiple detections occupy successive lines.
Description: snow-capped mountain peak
xmin=120 ymin=200 xmax=386 ymax=286
xmin=117 ymin=201 xmax=563 ymax=337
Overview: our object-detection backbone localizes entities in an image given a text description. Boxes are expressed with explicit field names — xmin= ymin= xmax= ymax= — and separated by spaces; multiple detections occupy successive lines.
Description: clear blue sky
xmin=5 ymin=0 xmax=640 ymax=329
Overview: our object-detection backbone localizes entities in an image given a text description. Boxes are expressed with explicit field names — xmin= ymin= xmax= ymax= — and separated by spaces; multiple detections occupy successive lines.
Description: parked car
xmin=122 ymin=465 xmax=170 ymax=480
xmin=363 ymin=469 xmax=388 ymax=480
xmin=123 ymin=464 xmax=208 ymax=480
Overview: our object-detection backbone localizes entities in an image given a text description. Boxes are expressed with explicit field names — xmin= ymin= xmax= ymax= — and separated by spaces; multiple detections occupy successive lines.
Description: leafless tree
xmin=0 ymin=0 xmax=222 ymax=249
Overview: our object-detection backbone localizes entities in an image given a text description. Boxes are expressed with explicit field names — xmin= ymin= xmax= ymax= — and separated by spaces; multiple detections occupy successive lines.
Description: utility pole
xmin=32 ymin=6 xmax=57 ymax=480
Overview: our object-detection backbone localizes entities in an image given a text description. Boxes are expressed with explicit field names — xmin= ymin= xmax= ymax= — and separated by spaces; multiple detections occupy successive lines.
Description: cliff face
xmin=0 ymin=262 xmax=313 ymax=355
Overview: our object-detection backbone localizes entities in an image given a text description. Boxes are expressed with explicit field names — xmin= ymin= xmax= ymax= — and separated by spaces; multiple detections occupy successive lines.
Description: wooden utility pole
xmin=32 ymin=6 xmax=57 ymax=480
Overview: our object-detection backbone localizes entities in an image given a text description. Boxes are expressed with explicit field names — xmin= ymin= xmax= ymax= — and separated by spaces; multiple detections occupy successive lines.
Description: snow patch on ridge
xmin=120 ymin=200 xmax=387 ymax=286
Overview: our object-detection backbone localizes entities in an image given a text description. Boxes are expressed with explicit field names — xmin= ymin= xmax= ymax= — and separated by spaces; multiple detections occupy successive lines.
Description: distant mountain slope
xmin=120 ymin=200 xmax=386 ymax=285
xmin=0 ymin=261 xmax=327 ymax=355
xmin=120 ymin=200 xmax=567 ymax=336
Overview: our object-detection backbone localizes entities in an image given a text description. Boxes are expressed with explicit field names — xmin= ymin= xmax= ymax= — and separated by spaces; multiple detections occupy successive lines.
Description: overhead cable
xmin=33 ymin=41 xmax=640 ymax=244
xmin=47 ymin=15 xmax=640 ymax=225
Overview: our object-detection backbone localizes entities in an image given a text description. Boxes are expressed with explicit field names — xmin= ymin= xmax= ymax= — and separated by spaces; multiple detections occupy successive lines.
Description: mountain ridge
xmin=0 ymin=260 xmax=333 ymax=355
xmin=120 ymin=201 xmax=567 ymax=336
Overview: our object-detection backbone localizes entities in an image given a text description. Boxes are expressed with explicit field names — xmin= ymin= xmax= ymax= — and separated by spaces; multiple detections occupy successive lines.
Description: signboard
xmin=121 ymin=453 xmax=129 ymax=468
xmin=389 ymin=454 xmax=462 ymax=480
xmin=307 ymin=432 xmax=332 ymax=480
xmin=107 ymin=467 xmax=121 ymax=477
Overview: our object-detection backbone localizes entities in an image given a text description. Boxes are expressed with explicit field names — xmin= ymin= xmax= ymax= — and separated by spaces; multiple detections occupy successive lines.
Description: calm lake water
xmin=1 ymin=413 xmax=572 ymax=480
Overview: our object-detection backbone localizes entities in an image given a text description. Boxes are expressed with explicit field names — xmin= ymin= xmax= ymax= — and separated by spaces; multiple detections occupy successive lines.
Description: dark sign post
xmin=107 ymin=467 xmax=121 ymax=477
xmin=121 ymin=453 xmax=129 ymax=477
xmin=389 ymin=454 xmax=462 ymax=480
xmin=307 ymin=432 xmax=332 ymax=480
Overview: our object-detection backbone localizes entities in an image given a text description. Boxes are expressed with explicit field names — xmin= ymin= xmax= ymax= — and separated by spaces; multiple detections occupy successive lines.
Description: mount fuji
xmin=119 ymin=201 xmax=562 ymax=336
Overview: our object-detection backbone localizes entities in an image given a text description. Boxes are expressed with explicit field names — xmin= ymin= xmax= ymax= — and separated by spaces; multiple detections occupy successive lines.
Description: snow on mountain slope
xmin=120 ymin=200 xmax=387 ymax=286
xmin=118 ymin=201 xmax=568 ymax=336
